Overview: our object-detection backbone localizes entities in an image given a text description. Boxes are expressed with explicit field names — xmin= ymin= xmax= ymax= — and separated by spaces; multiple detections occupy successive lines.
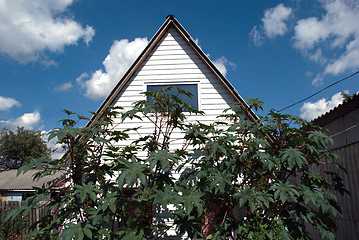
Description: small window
xmin=147 ymin=84 xmax=198 ymax=110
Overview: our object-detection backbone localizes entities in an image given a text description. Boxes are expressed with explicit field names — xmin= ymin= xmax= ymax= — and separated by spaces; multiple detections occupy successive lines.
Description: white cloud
xmin=0 ymin=112 xmax=41 ymax=130
xmin=0 ymin=96 xmax=21 ymax=111
xmin=249 ymin=26 xmax=264 ymax=46
xmin=306 ymin=71 xmax=313 ymax=77
xmin=40 ymin=59 xmax=58 ymax=67
xmin=41 ymin=131 xmax=64 ymax=159
xmin=76 ymin=72 xmax=89 ymax=86
xmin=309 ymin=49 xmax=327 ymax=65
xmin=79 ymin=38 xmax=148 ymax=100
xmin=324 ymin=38 xmax=359 ymax=75
xmin=250 ymin=4 xmax=292 ymax=45
xmin=300 ymin=92 xmax=344 ymax=120
xmin=293 ymin=0 xmax=359 ymax=79
xmin=312 ymin=74 xmax=324 ymax=86
xmin=294 ymin=17 xmax=329 ymax=50
xmin=213 ymin=56 xmax=236 ymax=77
xmin=262 ymin=3 xmax=292 ymax=38
xmin=55 ymin=82 xmax=73 ymax=92
xmin=0 ymin=0 xmax=95 ymax=63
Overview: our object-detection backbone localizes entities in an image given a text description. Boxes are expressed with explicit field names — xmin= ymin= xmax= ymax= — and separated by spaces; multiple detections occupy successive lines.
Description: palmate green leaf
xmin=83 ymin=227 xmax=93 ymax=239
xmin=102 ymin=192 xmax=118 ymax=213
xmin=62 ymin=222 xmax=95 ymax=240
xmin=74 ymin=182 xmax=101 ymax=202
xmin=299 ymin=185 xmax=324 ymax=205
xmin=256 ymin=151 xmax=281 ymax=171
xmin=245 ymin=97 xmax=264 ymax=111
xmin=117 ymin=156 xmax=147 ymax=187
xmin=272 ymin=181 xmax=299 ymax=204
xmin=133 ymin=186 xmax=156 ymax=202
xmin=234 ymin=188 xmax=273 ymax=212
xmin=280 ymin=147 xmax=307 ymax=169
xmin=304 ymin=143 xmax=319 ymax=155
xmin=17 ymin=163 xmax=31 ymax=175
xmin=148 ymin=149 xmax=178 ymax=169
xmin=256 ymin=191 xmax=274 ymax=209
xmin=153 ymin=185 xmax=180 ymax=207
xmin=208 ymin=141 xmax=228 ymax=155
xmin=206 ymin=231 xmax=225 ymax=240
xmin=234 ymin=188 xmax=257 ymax=212
xmin=86 ymin=207 xmax=103 ymax=225
xmin=16 ymin=155 xmax=49 ymax=172
xmin=308 ymin=130 xmax=334 ymax=148
xmin=116 ymin=228 xmax=144 ymax=240
xmin=176 ymin=185 xmax=204 ymax=216
xmin=209 ymin=171 xmax=233 ymax=194
xmin=56 ymin=126 xmax=84 ymax=141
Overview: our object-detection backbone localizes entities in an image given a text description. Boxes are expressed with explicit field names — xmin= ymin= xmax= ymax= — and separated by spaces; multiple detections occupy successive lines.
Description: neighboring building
xmin=312 ymin=93 xmax=359 ymax=240
xmin=0 ymin=169 xmax=63 ymax=202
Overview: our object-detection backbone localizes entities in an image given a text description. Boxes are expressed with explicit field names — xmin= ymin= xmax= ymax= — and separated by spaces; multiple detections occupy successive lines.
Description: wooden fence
xmin=0 ymin=200 xmax=48 ymax=238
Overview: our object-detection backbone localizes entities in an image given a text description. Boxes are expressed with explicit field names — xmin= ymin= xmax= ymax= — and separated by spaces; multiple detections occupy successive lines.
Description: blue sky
xmin=1 ymin=0 xmax=359 ymax=140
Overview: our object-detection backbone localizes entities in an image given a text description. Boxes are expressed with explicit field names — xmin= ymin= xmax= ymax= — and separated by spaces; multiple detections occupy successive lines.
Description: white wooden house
xmin=87 ymin=15 xmax=257 ymax=239
xmin=88 ymin=15 xmax=256 ymax=151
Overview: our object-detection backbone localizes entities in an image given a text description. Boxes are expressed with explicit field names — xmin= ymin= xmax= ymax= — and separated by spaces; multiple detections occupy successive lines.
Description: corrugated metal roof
xmin=0 ymin=169 xmax=63 ymax=191
xmin=312 ymin=93 xmax=359 ymax=126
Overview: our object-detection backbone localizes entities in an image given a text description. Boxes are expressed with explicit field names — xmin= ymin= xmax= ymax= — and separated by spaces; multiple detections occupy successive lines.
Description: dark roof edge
xmin=86 ymin=16 xmax=174 ymax=127
xmin=87 ymin=15 xmax=258 ymax=127
xmin=312 ymin=93 xmax=359 ymax=126
xmin=167 ymin=16 xmax=258 ymax=122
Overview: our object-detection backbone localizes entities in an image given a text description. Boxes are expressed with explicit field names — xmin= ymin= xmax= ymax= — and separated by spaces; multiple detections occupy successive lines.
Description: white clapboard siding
xmin=112 ymin=26 xmax=235 ymax=155
xmin=86 ymin=17 xmax=254 ymax=239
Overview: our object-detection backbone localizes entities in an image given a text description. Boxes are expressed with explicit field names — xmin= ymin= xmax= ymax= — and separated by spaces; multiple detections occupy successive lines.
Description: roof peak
xmin=166 ymin=15 xmax=175 ymax=20
xmin=86 ymin=14 xmax=258 ymax=127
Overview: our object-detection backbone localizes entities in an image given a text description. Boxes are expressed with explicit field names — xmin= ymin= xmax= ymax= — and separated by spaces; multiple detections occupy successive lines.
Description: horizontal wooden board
xmin=108 ymin=26 xmax=237 ymax=176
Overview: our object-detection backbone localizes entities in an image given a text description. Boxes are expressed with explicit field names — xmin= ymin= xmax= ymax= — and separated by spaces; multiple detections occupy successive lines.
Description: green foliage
xmin=0 ymin=127 xmax=51 ymax=169
xmin=0 ymin=201 xmax=27 ymax=239
xmin=8 ymin=87 xmax=345 ymax=239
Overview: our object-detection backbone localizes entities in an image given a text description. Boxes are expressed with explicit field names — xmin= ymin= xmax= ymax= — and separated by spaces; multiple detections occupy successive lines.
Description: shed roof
xmin=0 ymin=169 xmax=63 ymax=191
xmin=312 ymin=93 xmax=359 ymax=126
xmin=87 ymin=15 xmax=257 ymax=127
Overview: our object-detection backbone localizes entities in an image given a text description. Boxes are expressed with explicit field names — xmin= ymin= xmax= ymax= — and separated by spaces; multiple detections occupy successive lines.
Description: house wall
xmin=309 ymin=141 xmax=359 ymax=240
xmin=326 ymin=108 xmax=359 ymax=150
xmin=311 ymin=109 xmax=359 ymax=240
xmin=107 ymin=26 xmax=238 ymax=239
xmin=111 ymin=27 xmax=235 ymax=154
xmin=331 ymin=142 xmax=359 ymax=239
xmin=0 ymin=192 xmax=23 ymax=201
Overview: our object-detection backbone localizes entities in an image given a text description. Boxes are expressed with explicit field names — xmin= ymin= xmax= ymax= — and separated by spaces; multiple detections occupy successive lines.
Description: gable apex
xmin=88 ymin=16 xmax=257 ymax=127
xmin=166 ymin=15 xmax=175 ymax=20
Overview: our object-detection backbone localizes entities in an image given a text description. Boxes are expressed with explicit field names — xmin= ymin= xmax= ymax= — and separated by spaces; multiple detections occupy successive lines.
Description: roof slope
xmin=0 ymin=170 xmax=63 ymax=191
xmin=312 ymin=93 xmax=359 ymax=126
xmin=88 ymin=15 xmax=257 ymax=127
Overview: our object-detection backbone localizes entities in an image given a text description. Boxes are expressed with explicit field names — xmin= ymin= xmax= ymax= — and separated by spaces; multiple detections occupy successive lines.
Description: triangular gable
xmin=88 ymin=15 xmax=257 ymax=127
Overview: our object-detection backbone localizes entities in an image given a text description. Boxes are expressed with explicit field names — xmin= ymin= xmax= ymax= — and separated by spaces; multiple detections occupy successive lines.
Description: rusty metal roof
xmin=0 ymin=169 xmax=63 ymax=191
xmin=312 ymin=93 xmax=359 ymax=126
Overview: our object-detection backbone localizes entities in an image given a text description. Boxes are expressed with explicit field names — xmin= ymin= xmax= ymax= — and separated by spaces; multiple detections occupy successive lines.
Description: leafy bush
xmin=0 ymin=127 xmax=51 ymax=170
xmin=7 ymin=88 xmax=346 ymax=239
xmin=0 ymin=201 xmax=27 ymax=239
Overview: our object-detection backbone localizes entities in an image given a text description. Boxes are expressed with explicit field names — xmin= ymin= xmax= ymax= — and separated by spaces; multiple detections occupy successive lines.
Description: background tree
xmin=0 ymin=127 xmax=51 ymax=170
xmin=8 ymin=88 xmax=346 ymax=239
